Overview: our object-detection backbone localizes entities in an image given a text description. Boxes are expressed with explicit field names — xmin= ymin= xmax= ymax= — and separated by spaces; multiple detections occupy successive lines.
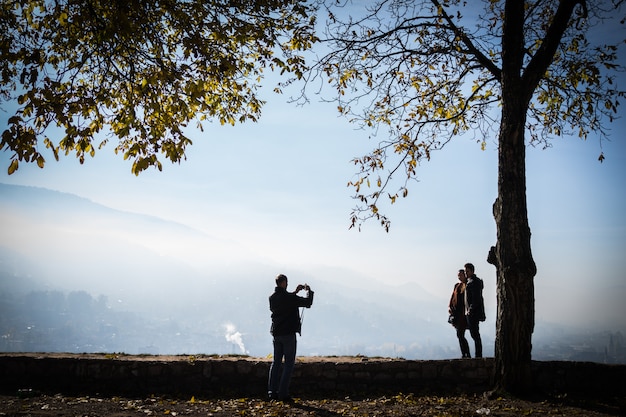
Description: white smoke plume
xmin=223 ymin=322 xmax=249 ymax=355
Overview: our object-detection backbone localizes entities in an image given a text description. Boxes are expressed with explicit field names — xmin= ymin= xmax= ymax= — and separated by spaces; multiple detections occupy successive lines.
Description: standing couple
xmin=448 ymin=263 xmax=485 ymax=358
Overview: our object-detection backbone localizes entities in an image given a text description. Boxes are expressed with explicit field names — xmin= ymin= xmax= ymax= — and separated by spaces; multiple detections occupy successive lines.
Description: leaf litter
xmin=0 ymin=392 xmax=622 ymax=416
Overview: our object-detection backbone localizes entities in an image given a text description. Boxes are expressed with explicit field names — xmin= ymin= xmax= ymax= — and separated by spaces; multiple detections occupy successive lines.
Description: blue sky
xmin=1 ymin=5 xmax=625 ymax=334
xmin=2 ymin=78 xmax=625 ymax=332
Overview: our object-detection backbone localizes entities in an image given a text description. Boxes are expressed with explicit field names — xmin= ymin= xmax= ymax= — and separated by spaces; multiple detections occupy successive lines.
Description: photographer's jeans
xmin=268 ymin=334 xmax=297 ymax=400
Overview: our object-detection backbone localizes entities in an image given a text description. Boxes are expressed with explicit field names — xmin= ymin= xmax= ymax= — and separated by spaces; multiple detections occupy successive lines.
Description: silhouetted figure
xmin=464 ymin=263 xmax=485 ymax=358
xmin=268 ymin=274 xmax=314 ymax=401
xmin=449 ymin=269 xmax=470 ymax=358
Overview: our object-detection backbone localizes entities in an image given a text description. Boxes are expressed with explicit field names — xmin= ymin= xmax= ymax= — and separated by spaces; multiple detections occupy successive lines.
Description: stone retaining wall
xmin=0 ymin=354 xmax=624 ymax=399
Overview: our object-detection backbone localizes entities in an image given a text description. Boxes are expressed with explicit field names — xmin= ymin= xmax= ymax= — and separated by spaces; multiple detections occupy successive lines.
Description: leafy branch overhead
xmin=310 ymin=0 xmax=625 ymax=231
xmin=0 ymin=0 xmax=317 ymax=174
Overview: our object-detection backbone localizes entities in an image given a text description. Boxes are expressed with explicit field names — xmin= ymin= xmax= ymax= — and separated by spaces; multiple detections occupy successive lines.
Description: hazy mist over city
xmin=1 ymin=183 xmax=624 ymax=364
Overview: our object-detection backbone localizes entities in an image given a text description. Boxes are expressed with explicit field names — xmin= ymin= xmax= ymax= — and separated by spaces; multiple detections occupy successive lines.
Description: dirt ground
xmin=1 ymin=392 xmax=624 ymax=417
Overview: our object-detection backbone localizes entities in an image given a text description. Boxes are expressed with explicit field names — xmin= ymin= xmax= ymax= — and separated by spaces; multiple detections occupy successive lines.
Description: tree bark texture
xmin=491 ymin=94 xmax=538 ymax=394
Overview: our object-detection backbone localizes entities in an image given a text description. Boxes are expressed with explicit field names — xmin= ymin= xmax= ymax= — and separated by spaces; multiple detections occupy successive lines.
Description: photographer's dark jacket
xmin=464 ymin=275 xmax=486 ymax=321
xmin=269 ymin=287 xmax=314 ymax=336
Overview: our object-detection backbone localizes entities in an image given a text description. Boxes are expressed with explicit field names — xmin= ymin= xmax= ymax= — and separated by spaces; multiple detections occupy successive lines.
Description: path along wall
xmin=0 ymin=354 xmax=624 ymax=399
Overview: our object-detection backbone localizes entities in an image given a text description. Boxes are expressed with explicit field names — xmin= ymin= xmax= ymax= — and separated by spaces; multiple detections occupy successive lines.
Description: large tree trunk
xmin=489 ymin=92 xmax=538 ymax=394
xmin=487 ymin=0 xmax=538 ymax=396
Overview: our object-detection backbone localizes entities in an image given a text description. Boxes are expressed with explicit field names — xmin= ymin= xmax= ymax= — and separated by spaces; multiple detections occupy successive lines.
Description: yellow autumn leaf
xmin=58 ymin=12 xmax=68 ymax=25
xmin=8 ymin=160 xmax=18 ymax=175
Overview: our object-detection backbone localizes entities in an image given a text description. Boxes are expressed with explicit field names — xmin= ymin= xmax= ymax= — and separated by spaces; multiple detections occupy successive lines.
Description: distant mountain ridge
xmin=0 ymin=182 xmax=210 ymax=236
xmin=0 ymin=183 xmax=456 ymax=358
xmin=2 ymin=183 xmax=623 ymax=363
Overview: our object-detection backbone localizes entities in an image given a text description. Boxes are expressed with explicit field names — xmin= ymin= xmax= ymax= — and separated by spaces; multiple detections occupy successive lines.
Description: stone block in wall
xmin=234 ymin=360 xmax=253 ymax=375
xmin=372 ymin=372 xmax=393 ymax=382
xmin=440 ymin=362 xmax=456 ymax=379
xmin=421 ymin=362 xmax=438 ymax=379
xmin=201 ymin=362 xmax=212 ymax=378
xmin=354 ymin=371 xmax=370 ymax=380
xmin=322 ymin=369 xmax=338 ymax=379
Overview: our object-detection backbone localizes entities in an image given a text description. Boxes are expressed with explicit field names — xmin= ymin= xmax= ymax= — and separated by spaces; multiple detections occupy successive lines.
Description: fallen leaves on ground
xmin=0 ymin=392 xmax=622 ymax=416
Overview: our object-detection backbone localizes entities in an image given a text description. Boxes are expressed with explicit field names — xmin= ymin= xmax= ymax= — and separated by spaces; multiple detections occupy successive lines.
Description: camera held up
xmin=295 ymin=283 xmax=310 ymax=292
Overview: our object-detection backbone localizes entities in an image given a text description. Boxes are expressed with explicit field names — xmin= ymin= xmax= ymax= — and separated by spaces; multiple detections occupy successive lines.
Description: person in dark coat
xmin=267 ymin=274 xmax=314 ymax=401
xmin=448 ymin=269 xmax=471 ymax=358
xmin=464 ymin=263 xmax=485 ymax=358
